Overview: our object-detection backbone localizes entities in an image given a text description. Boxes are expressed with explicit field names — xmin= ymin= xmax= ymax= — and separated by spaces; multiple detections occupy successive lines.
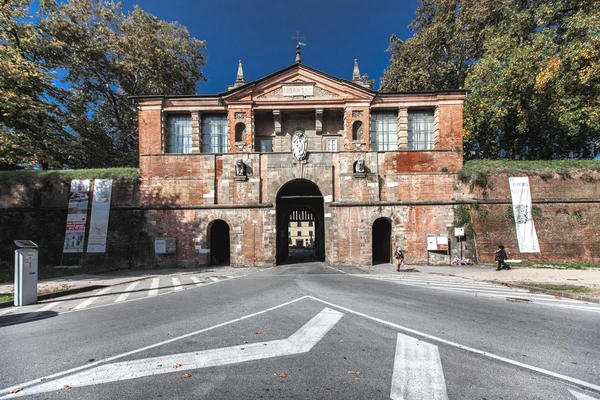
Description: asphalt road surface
xmin=1 ymin=263 xmax=599 ymax=399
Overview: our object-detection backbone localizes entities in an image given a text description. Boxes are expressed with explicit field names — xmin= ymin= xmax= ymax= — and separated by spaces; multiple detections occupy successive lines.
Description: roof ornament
xmin=352 ymin=59 xmax=361 ymax=82
xmin=235 ymin=60 xmax=245 ymax=86
xmin=291 ymin=31 xmax=306 ymax=64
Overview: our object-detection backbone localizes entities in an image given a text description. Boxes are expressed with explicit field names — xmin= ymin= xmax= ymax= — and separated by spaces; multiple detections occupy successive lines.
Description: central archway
xmin=276 ymin=179 xmax=325 ymax=264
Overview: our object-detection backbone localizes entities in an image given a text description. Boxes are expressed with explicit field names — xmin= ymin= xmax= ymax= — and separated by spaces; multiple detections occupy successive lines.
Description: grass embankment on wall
xmin=458 ymin=160 xmax=600 ymax=191
xmin=0 ymin=168 xmax=140 ymax=186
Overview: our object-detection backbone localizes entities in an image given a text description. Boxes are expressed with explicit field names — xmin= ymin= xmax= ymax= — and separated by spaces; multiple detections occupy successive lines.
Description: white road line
xmin=20 ymin=302 xmax=62 ymax=320
xmin=209 ymin=276 xmax=219 ymax=282
xmin=570 ymin=389 xmax=600 ymax=400
xmin=0 ymin=308 xmax=14 ymax=316
xmin=148 ymin=278 xmax=160 ymax=297
xmin=307 ymin=296 xmax=600 ymax=395
xmin=0 ymin=296 xmax=311 ymax=397
xmin=5 ymin=308 xmax=343 ymax=397
xmin=114 ymin=281 xmax=140 ymax=303
xmin=172 ymin=277 xmax=183 ymax=291
xmin=391 ymin=334 xmax=448 ymax=400
xmin=73 ymin=287 xmax=112 ymax=311
xmin=190 ymin=277 xmax=203 ymax=287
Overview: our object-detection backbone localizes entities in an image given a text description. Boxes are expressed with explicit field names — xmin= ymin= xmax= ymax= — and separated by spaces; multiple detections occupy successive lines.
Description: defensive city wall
xmin=1 ymin=164 xmax=599 ymax=271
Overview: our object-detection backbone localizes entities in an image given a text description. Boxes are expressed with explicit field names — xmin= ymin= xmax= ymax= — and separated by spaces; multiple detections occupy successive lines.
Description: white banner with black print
xmin=508 ymin=177 xmax=540 ymax=253
xmin=87 ymin=179 xmax=113 ymax=253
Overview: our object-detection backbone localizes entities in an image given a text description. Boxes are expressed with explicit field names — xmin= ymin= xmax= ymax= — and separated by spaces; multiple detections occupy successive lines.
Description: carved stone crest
xmin=234 ymin=159 xmax=247 ymax=181
xmin=353 ymin=158 xmax=367 ymax=178
xmin=291 ymin=131 xmax=308 ymax=161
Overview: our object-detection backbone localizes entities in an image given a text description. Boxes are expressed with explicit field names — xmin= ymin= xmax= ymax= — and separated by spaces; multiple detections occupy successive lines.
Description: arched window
xmin=235 ymin=122 xmax=246 ymax=143
xmin=352 ymin=121 xmax=363 ymax=142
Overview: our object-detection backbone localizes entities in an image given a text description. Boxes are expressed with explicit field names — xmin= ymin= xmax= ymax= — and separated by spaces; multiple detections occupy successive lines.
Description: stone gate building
xmin=133 ymin=56 xmax=466 ymax=267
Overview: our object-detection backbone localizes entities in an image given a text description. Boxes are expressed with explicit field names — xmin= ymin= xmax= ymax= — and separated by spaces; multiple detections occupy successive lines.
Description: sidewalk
xmin=0 ymin=266 xmax=251 ymax=308
xmin=359 ymin=263 xmax=600 ymax=303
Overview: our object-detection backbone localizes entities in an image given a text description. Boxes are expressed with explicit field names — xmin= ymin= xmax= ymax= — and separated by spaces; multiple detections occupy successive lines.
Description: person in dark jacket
xmin=495 ymin=245 xmax=511 ymax=270
xmin=394 ymin=247 xmax=405 ymax=272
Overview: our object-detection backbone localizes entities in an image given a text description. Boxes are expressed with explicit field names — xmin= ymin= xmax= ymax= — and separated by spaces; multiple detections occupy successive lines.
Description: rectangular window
xmin=325 ymin=138 xmax=338 ymax=152
xmin=370 ymin=111 xmax=397 ymax=151
xmin=202 ymin=115 xmax=229 ymax=153
xmin=308 ymin=221 xmax=313 ymax=227
xmin=297 ymin=231 xmax=301 ymax=237
xmin=408 ymin=110 xmax=434 ymax=150
xmin=309 ymin=231 xmax=313 ymax=237
xmin=257 ymin=138 xmax=273 ymax=152
xmin=298 ymin=222 xmax=302 ymax=227
xmin=296 ymin=239 xmax=303 ymax=246
xmin=166 ymin=115 xmax=192 ymax=153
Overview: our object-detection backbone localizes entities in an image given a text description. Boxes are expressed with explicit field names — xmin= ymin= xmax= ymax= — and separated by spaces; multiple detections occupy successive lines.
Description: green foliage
xmin=454 ymin=205 xmax=471 ymax=226
xmin=0 ymin=168 xmax=139 ymax=186
xmin=531 ymin=205 xmax=543 ymax=220
xmin=381 ymin=0 xmax=600 ymax=160
xmin=529 ymin=284 xmax=591 ymax=293
xmin=500 ymin=205 xmax=514 ymax=220
xmin=571 ymin=210 xmax=584 ymax=223
xmin=1 ymin=0 xmax=207 ymax=169
xmin=458 ymin=160 xmax=600 ymax=188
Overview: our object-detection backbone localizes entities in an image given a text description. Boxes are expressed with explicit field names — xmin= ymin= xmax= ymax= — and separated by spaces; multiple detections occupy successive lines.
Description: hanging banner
xmin=509 ymin=177 xmax=540 ymax=253
xmin=87 ymin=179 xmax=113 ymax=253
xmin=63 ymin=180 xmax=91 ymax=253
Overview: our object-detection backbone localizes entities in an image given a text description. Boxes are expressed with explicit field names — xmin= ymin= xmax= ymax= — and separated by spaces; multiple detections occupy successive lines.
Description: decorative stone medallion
xmin=291 ymin=131 xmax=308 ymax=161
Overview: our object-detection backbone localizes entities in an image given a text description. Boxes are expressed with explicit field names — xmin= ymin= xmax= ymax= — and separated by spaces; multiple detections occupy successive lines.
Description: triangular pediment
xmin=222 ymin=64 xmax=374 ymax=103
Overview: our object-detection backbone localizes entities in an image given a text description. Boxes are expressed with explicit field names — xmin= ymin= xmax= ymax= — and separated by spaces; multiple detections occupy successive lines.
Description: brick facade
xmin=131 ymin=63 xmax=467 ymax=267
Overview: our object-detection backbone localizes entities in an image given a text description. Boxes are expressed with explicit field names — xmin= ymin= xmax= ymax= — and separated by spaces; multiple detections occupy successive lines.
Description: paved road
xmin=1 ymin=263 xmax=599 ymax=399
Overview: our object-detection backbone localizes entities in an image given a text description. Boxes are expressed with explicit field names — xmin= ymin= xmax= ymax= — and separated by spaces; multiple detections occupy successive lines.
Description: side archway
xmin=208 ymin=219 xmax=230 ymax=266
xmin=372 ymin=217 xmax=392 ymax=265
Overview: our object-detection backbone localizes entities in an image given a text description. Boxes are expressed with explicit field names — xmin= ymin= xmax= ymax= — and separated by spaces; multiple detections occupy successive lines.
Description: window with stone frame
xmin=408 ymin=110 xmax=434 ymax=150
xmin=370 ymin=111 xmax=397 ymax=151
xmin=166 ymin=114 xmax=192 ymax=153
xmin=257 ymin=137 xmax=273 ymax=152
xmin=202 ymin=115 xmax=229 ymax=153
xmin=352 ymin=121 xmax=364 ymax=141
xmin=325 ymin=138 xmax=338 ymax=152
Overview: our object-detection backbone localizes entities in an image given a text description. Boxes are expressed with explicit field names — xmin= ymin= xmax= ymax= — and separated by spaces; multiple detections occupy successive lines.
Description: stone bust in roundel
xmin=291 ymin=131 xmax=308 ymax=161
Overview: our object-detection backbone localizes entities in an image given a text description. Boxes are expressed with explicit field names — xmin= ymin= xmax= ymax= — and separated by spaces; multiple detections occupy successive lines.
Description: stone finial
xmin=352 ymin=59 xmax=361 ymax=82
xmin=295 ymin=44 xmax=301 ymax=64
xmin=234 ymin=60 xmax=245 ymax=87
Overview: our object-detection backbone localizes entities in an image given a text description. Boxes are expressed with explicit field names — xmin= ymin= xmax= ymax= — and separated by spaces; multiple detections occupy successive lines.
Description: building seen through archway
xmin=276 ymin=179 xmax=324 ymax=264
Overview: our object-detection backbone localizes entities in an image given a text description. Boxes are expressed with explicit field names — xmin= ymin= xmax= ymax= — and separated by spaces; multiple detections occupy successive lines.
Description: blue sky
xmin=118 ymin=0 xmax=421 ymax=94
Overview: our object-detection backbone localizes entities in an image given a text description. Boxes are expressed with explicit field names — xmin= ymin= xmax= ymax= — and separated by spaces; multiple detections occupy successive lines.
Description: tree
xmin=464 ymin=0 xmax=600 ymax=159
xmin=380 ymin=0 xmax=509 ymax=92
xmin=38 ymin=0 xmax=207 ymax=168
xmin=0 ymin=0 xmax=77 ymax=169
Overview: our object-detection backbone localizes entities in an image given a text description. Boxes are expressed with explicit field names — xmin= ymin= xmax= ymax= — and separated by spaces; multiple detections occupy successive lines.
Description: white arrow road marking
xmin=73 ymin=287 xmax=112 ymax=310
xmin=570 ymin=389 xmax=600 ymax=400
xmin=391 ymin=334 xmax=448 ymax=400
xmin=2 ymin=307 xmax=342 ymax=398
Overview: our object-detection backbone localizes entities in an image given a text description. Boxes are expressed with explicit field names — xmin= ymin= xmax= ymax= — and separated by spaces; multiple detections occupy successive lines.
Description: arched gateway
xmin=276 ymin=179 xmax=325 ymax=264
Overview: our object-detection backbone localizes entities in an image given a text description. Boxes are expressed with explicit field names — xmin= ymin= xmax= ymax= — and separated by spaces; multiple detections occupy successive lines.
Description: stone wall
xmin=1 ymin=170 xmax=599 ymax=270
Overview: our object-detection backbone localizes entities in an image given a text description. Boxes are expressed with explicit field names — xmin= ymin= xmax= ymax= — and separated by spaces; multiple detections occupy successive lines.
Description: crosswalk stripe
xmin=190 ymin=277 xmax=203 ymax=287
xmin=209 ymin=277 xmax=219 ymax=283
xmin=148 ymin=278 xmax=160 ymax=297
xmin=20 ymin=302 xmax=62 ymax=320
xmin=114 ymin=281 xmax=140 ymax=303
xmin=73 ymin=287 xmax=112 ymax=310
xmin=172 ymin=277 xmax=183 ymax=291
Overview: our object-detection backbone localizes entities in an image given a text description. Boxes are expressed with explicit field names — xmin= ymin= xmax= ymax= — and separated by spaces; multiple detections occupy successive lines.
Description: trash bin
xmin=14 ymin=240 xmax=38 ymax=306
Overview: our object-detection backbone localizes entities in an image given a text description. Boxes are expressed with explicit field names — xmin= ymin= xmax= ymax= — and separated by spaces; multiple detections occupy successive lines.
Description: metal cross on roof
xmin=291 ymin=31 xmax=305 ymax=45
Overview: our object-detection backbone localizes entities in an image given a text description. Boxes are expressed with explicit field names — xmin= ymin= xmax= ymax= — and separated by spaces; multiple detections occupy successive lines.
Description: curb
xmin=495 ymin=282 xmax=600 ymax=304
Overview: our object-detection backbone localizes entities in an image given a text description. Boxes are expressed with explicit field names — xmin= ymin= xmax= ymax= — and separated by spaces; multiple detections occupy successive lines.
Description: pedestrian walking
xmin=495 ymin=245 xmax=511 ymax=270
xmin=394 ymin=247 xmax=405 ymax=272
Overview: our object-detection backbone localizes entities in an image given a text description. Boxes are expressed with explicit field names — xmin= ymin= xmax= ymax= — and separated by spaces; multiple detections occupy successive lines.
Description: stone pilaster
xmin=397 ymin=107 xmax=408 ymax=150
xmin=191 ymin=110 xmax=201 ymax=153
xmin=315 ymin=109 xmax=323 ymax=135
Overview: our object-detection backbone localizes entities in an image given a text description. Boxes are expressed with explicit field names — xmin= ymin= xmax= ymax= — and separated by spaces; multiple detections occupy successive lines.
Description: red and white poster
xmin=63 ymin=179 xmax=90 ymax=253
